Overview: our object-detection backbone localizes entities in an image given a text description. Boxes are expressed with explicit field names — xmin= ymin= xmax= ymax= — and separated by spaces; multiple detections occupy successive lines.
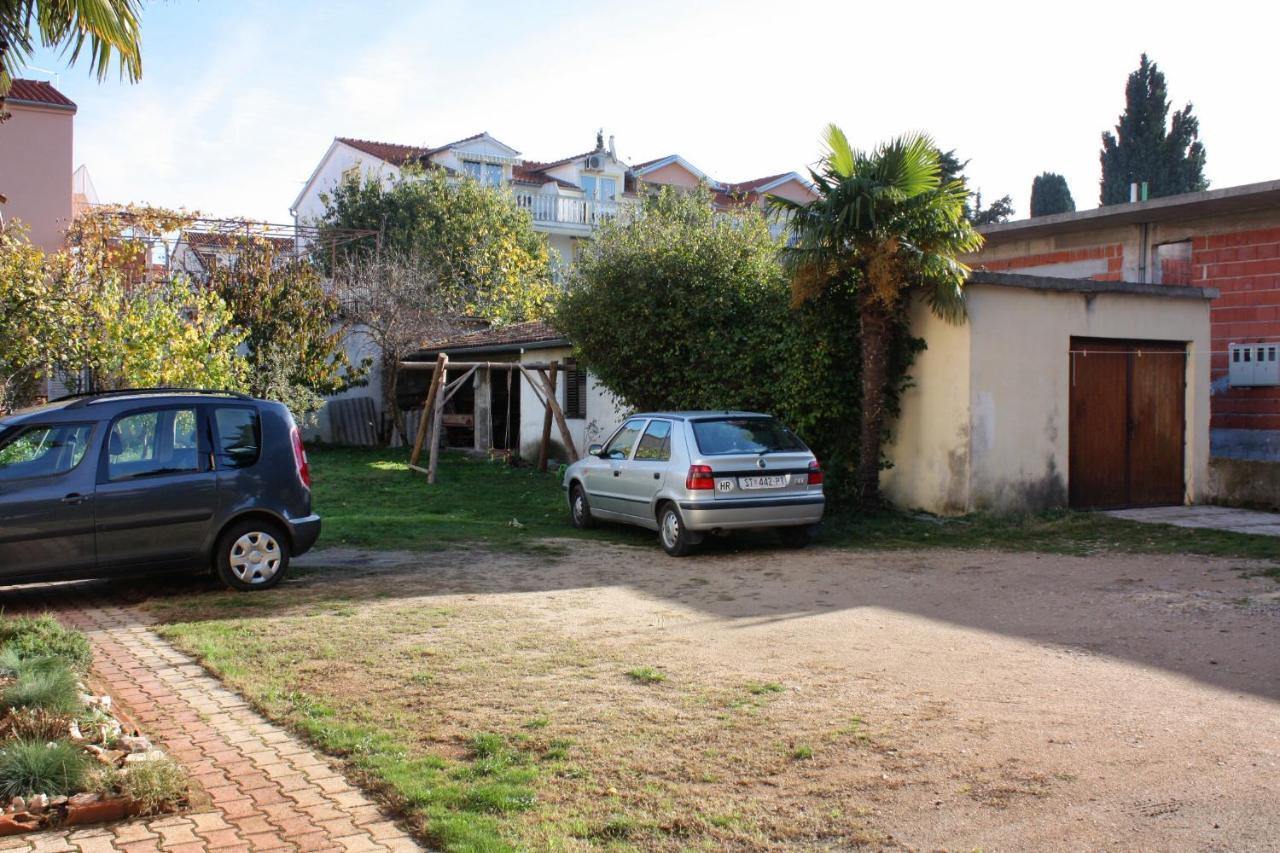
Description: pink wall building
xmin=0 ymin=79 xmax=76 ymax=251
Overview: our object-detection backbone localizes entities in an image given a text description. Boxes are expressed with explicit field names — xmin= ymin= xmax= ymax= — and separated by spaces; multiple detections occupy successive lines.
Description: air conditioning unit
xmin=1228 ymin=342 xmax=1280 ymax=387
xmin=583 ymin=156 xmax=601 ymax=170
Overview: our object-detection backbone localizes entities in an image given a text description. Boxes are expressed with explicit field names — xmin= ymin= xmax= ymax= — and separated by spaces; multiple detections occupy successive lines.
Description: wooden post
xmin=426 ymin=360 xmax=448 ymax=484
xmin=537 ymin=360 xmax=559 ymax=472
xmin=520 ymin=365 xmax=579 ymax=462
xmin=409 ymin=354 xmax=446 ymax=471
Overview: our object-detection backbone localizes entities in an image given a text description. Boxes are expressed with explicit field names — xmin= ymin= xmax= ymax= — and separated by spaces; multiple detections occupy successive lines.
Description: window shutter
xmin=565 ymin=363 xmax=587 ymax=419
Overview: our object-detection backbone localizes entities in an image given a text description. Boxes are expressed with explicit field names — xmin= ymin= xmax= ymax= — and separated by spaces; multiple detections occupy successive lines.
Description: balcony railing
xmin=514 ymin=191 xmax=622 ymax=228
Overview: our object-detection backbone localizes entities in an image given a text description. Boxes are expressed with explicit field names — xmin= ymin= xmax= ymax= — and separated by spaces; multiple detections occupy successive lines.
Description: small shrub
xmin=0 ymin=739 xmax=89 ymax=797
xmin=791 ymin=745 xmax=814 ymax=761
xmin=626 ymin=667 xmax=666 ymax=685
xmin=0 ymin=616 xmax=92 ymax=673
xmin=0 ymin=707 xmax=73 ymax=742
xmin=82 ymin=763 xmax=119 ymax=797
xmin=2 ymin=662 xmax=82 ymax=715
xmin=120 ymin=756 xmax=188 ymax=815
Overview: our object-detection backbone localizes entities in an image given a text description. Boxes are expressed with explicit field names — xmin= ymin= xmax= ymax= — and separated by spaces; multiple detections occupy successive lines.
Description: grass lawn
xmin=309 ymin=445 xmax=1280 ymax=562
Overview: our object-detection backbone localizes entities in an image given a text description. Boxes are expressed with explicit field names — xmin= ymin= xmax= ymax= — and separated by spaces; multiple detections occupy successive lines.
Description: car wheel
xmin=214 ymin=520 xmax=290 ymax=591
xmin=658 ymin=503 xmax=698 ymax=557
xmin=778 ymin=526 xmax=812 ymax=549
xmin=570 ymin=483 xmax=595 ymax=529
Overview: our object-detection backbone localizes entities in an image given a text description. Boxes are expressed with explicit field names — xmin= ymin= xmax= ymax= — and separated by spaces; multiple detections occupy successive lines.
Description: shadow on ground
xmin=3 ymin=529 xmax=1278 ymax=703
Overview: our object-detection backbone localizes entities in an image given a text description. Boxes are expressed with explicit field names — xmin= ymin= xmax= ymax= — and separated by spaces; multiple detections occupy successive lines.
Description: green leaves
xmin=0 ymin=0 xmax=143 ymax=89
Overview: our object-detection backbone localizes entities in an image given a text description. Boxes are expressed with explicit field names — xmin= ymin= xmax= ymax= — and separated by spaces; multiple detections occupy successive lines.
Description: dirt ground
xmin=267 ymin=539 xmax=1279 ymax=851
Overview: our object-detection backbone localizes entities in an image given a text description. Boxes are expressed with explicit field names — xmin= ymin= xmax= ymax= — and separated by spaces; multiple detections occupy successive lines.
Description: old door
xmin=1068 ymin=338 xmax=1186 ymax=509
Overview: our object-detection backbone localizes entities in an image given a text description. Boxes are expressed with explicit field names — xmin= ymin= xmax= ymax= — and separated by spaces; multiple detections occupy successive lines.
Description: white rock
xmin=27 ymin=794 xmax=47 ymax=814
xmin=124 ymin=750 xmax=168 ymax=764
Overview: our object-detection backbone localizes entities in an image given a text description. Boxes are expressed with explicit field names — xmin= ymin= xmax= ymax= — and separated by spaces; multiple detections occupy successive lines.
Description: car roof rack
xmin=57 ymin=388 xmax=253 ymax=409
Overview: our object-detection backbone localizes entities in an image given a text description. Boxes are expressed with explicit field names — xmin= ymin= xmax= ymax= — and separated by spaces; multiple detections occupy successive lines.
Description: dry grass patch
xmin=151 ymin=570 xmax=890 ymax=850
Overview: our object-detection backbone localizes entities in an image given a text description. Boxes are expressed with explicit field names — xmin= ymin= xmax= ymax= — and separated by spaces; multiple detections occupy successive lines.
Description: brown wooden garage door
xmin=1068 ymin=338 xmax=1187 ymax=509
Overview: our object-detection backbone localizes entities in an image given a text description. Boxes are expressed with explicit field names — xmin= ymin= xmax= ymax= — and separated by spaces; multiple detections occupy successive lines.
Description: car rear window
xmin=691 ymin=417 xmax=806 ymax=456
xmin=214 ymin=407 xmax=261 ymax=469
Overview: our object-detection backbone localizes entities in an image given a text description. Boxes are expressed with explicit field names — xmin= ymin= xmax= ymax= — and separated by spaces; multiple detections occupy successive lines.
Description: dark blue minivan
xmin=0 ymin=389 xmax=320 ymax=590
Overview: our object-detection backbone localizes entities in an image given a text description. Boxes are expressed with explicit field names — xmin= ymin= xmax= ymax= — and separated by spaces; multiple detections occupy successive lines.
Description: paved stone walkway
xmin=1107 ymin=504 xmax=1280 ymax=537
xmin=0 ymin=585 xmax=422 ymax=852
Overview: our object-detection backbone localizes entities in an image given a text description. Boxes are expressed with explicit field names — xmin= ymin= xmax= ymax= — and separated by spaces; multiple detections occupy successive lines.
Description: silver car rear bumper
xmin=678 ymin=496 xmax=824 ymax=531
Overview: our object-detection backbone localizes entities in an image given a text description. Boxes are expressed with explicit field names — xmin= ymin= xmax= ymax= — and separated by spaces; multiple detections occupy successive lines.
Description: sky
xmin=23 ymin=0 xmax=1276 ymax=223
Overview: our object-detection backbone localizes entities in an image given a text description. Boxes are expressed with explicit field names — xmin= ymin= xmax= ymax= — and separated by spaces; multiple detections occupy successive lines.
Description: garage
xmin=1068 ymin=338 xmax=1187 ymax=509
xmin=882 ymin=272 xmax=1214 ymax=515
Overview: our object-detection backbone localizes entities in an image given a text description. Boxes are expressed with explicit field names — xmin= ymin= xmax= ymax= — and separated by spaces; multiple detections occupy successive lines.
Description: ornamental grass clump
xmin=120 ymin=756 xmax=189 ymax=815
xmin=0 ymin=616 xmax=92 ymax=674
xmin=1 ymin=660 xmax=82 ymax=716
xmin=0 ymin=739 xmax=89 ymax=798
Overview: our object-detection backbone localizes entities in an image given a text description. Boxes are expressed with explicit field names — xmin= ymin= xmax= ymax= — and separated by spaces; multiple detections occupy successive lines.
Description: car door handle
xmin=61 ymin=493 xmax=91 ymax=505
xmin=613 ymin=470 xmax=620 ymax=477
xmin=653 ymin=472 xmax=660 ymax=480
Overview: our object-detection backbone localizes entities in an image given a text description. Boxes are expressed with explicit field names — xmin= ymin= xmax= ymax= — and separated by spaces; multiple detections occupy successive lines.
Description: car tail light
xmin=290 ymin=425 xmax=312 ymax=490
xmin=686 ymin=464 xmax=715 ymax=490
xmin=807 ymin=460 xmax=823 ymax=486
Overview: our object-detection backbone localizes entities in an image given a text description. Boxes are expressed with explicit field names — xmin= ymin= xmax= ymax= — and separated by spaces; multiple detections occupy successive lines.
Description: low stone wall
xmin=1206 ymin=456 xmax=1280 ymax=511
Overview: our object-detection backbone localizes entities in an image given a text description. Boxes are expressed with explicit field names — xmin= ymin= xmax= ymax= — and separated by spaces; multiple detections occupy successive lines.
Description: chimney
xmin=1129 ymin=182 xmax=1139 ymax=203
xmin=608 ymin=135 xmax=616 ymax=158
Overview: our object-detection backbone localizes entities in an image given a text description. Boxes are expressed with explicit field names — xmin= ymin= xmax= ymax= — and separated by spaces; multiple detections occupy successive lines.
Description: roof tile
xmin=4 ymin=78 xmax=75 ymax=109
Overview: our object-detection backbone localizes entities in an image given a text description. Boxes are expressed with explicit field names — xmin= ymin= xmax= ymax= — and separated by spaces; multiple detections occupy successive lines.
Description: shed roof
xmin=968 ymin=270 xmax=1219 ymax=301
xmin=414 ymin=320 xmax=569 ymax=356
xmin=979 ymin=179 xmax=1280 ymax=243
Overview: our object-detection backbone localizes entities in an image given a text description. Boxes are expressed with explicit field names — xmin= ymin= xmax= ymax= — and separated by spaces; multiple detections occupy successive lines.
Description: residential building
xmin=290 ymin=131 xmax=814 ymax=269
xmin=967 ymin=181 xmax=1280 ymax=465
xmin=0 ymin=79 xmax=76 ymax=251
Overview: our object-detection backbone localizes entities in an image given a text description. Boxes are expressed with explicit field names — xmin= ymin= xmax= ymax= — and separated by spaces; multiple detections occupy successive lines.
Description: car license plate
xmin=738 ymin=475 xmax=788 ymax=490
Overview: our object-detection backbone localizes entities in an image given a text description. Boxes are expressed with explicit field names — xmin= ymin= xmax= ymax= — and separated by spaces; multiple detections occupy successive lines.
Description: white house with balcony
xmin=289 ymin=130 xmax=815 ymax=446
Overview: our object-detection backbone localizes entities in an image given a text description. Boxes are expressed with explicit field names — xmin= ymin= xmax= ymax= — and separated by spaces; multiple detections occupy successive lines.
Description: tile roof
xmin=722 ymin=172 xmax=793 ymax=194
xmin=418 ymin=320 xmax=566 ymax=353
xmin=4 ymin=78 xmax=76 ymax=109
xmin=336 ymin=137 xmax=430 ymax=164
xmin=422 ymin=132 xmax=490 ymax=156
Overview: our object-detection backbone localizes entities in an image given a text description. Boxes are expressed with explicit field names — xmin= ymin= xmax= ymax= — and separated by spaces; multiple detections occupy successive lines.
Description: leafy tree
xmin=938 ymin=149 xmax=1014 ymax=225
xmin=83 ymin=275 xmax=245 ymax=392
xmin=555 ymin=185 xmax=875 ymax=501
xmin=1100 ymin=53 xmax=1207 ymax=205
xmin=318 ymin=166 xmax=556 ymax=324
xmin=207 ymin=237 xmax=363 ymax=417
xmin=773 ymin=126 xmax=982 ymax=507
xmin=0 ymin=225 xmax=74 ymax=411
xmin=1030 ymin=172 xmax=1076 ymax=217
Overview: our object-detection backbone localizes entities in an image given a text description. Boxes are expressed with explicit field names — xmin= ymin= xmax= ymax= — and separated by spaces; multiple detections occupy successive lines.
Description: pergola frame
xmin=401 ymin=355 xmax=579 ymax=483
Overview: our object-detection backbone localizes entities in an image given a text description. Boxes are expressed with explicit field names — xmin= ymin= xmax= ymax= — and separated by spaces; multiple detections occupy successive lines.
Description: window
xmin=462 ymin=160 xmax=503 ymax=187
xmin=691 ymin=417 xmax=807 ymax=456
xmin=581 ymin=175 xmax=616 ymax=201
xmin=602 ymin=418 xmax=645 ymax=460
xmin=634 ymin=420 xmax=672 ymax=462
xmin=0 ymin=423 xmax=92 ymax=481
xmin=107 ymin=409 xmax=200 ymax=481
xmin=564 ymin=363 xmax=588 ymax=419
xmin=214 ymin=408 xmax=261 ymax=469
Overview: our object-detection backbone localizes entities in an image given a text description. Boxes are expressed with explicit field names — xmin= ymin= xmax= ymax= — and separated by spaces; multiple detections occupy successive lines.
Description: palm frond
xmin=822 ymin=123 xmax=856 ymax=178
xmin=1 ymin=0 xmax=142 ymax=87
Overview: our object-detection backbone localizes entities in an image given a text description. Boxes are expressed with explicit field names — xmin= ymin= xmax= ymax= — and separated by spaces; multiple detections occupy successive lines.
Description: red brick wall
xmin=1193 ymin=227 xmax=1280 ymax=431
xmin=974 ymin=244 xmax=1125 ymax=280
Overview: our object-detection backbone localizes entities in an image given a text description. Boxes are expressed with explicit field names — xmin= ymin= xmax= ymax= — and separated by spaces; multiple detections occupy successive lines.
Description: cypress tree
xmin=1100 ymin=54 xmax=1208 ymax=205
xmin=1030 ymin=173 xmax=1075 ymax=217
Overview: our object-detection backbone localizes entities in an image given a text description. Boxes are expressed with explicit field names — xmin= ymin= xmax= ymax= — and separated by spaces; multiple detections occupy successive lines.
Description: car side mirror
xmin=587 ymin=444 xmax=603 ymax=457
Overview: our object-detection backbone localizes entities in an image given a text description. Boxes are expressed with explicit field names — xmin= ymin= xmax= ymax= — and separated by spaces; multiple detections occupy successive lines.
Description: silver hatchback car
xmin=563 ymin=412 xmax=824 ymax=556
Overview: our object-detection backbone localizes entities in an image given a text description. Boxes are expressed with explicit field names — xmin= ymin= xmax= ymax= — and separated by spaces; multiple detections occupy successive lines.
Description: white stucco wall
xmin=293 ymin=141 xmax=403 ymax=224
xmin=516 ymin=346 xmax=628 ymax=462
xmin=884 ymin=283 xmax=1213 ymax=514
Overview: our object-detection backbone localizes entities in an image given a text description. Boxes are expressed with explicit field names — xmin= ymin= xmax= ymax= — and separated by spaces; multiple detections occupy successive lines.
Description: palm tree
xmin=1 ymin=0 xmax=142 ymax=93
xmin=772 ymin=125 xmax=982 ymax=507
